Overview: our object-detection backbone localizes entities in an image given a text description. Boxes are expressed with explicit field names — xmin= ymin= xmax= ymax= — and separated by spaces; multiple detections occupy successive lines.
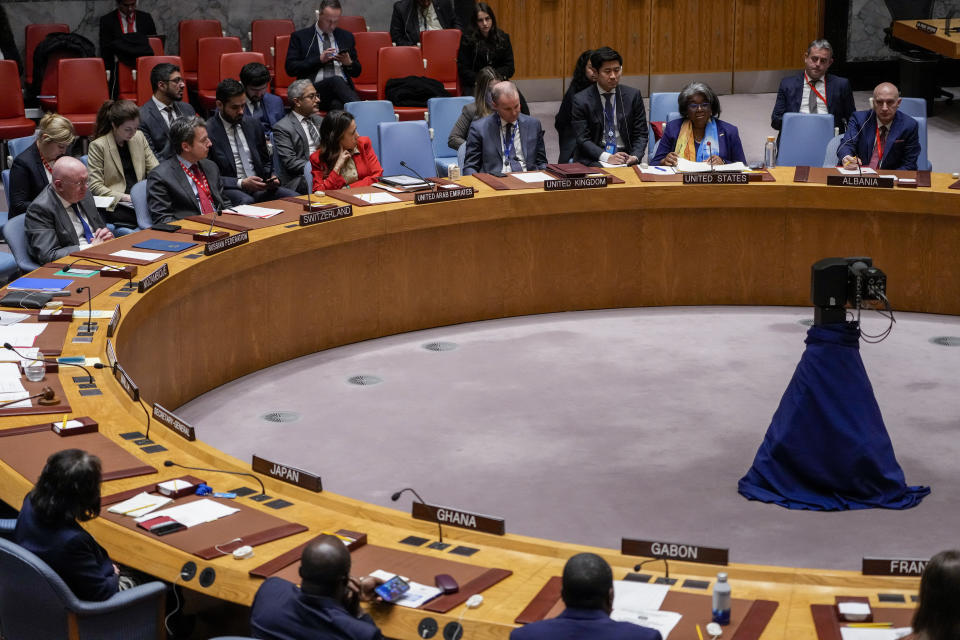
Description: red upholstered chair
xmin=249 ymin=19 xmax=294 ymax=75
xmin=378 ymin=46 xmax=427 ymax=121
xmin=25 ymin=23 xmax=69 ymax=82
xmin=273 ymin=35 xmax=294 ymax=105
xmin=36 ymin=50 xmax=71 ymax=113
xmin=220 ymin=52 xmax=266 ymax=84
xmin=337 ymin=16 xmax=368 ymax=34
xmin=57 ymin=58 xmax=109 ymax=137
xmin=421 ymin=29 xmax=460 ymax=96
xmin=136 ymin=55 xmax=183 ymax=105
xmin=353 ymin=31 xmax=391 ymax=101
xmin=0 ymin=61 xmax=37 ymax=167
xmin=178 ymin=19 xmax=222 ymax=91
xmin=196 ymin=37 xmax=242 ymax=110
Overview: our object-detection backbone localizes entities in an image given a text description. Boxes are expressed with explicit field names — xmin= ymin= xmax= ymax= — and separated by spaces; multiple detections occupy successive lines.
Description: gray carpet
xmin=177 ymin=306 xmax=960 ymax=571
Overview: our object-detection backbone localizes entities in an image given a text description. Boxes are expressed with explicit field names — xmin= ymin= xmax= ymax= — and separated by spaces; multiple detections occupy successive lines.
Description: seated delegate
xmin=555 ymin=49 xmax=596 ymax=164
xmin=837 ymin=82 xmax=919 ymax=171
xmin=447 ymin=66 xmax=500 ymax=151
xmin=87 ymin=99 xmax=159 ymax=228
xmin=310 ymin=110 xmax=383 ymax=191
xmin=463 ymin=80 xmax=547 ymax=175
xmin=652 ymin=81 xmax=746 ymax=166
xmin=9 ymin=113 xmax=76 ymax=218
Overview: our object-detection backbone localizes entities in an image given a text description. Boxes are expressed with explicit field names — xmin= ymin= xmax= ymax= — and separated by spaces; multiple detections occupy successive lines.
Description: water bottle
xmin=763 ymin=136 xmax=777 ymax=168
xmin=712 ymin=572 xmax=731 ymax=625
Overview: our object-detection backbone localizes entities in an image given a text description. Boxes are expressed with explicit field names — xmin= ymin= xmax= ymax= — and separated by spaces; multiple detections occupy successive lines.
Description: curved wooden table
xmin=3 ymin=166 xmax=954 ymax=639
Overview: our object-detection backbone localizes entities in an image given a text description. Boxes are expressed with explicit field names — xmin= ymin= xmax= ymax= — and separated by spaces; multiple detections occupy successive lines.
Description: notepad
xmin=7 ymin=277 xmax=73 ymax=292
xmin=132 ymin=239 xmax=197 ymax=253
xmin=0 ymin=323 xmax=47 ymax=347
xmin=135 ymin=498 xmax=239 ymax=528
xmin=108 ymin=492 xmax=172 ymax=517
xmin=111 ymin=249 xmax=165 ymax=261
xmin=0 ymin=347 xmax=39 ymax=363
xmin=0 ymin=363 xmax=26 ymax=394
xmin=839 ymin=628 xmax=912 ymax=640
xmin=675 ymin=158 xmax=713 ymax=173
xmin=641 ymin=166 xmax=677 ymax=175
xmin=838 ymin=166 xmax=877 ymax=175
xmin=54 ymin=268 xmax=97 ymax=278
xmin=611 ymin=609 xmax=682 ymax=639
xmin=357 ymin=192 xmax=402 ymax=204
xmin=224 ymin=204 xmax=283 ymax=218
xmin=513 ymin=171 xmax=556 ymax=183
xmin=93 ymin=196 xmax=116 ymax=209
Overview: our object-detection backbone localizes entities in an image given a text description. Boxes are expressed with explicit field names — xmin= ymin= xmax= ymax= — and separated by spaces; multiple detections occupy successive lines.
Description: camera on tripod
xmin=810 ymin=257 xmax=887 ymax=326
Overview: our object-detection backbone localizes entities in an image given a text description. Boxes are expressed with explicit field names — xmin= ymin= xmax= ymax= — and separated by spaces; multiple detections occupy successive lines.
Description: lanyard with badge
xmin=604 ymin=93 xmax=617 ymax=154
xmin=805 ymin=74 xmax=827 ymax=109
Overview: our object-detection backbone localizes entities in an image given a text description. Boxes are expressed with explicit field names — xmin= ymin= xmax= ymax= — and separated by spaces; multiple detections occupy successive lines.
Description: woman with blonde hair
xmin=447 ymin=65 xmax=501 ymax=150
xmin=9 ymin=113 xmax=75 ymax=218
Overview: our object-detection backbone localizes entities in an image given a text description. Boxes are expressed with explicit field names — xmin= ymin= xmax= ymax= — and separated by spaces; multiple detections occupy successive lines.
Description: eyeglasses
xmin=687 ymin=103 xmax=712 ymax=112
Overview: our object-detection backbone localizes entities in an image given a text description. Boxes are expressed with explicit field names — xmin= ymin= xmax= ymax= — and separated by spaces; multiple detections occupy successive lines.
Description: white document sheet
xmin=368 ymin=569 xmax=442 ymax=608
xmin=0 ymin=347 xmax=39 ymax=363
xmin=640 ymin=166 xmax=677 ymax=175
xmin=93 ymin=196 xmax=115 ymax=208
xmin=135 ymin=498 xmax=239 ymax=528
xmin=71 ymin=310 xmax=116 ymax=320
xmin=675 ymin=158 xmax=713 ymax=172
xmin=0 ymin=323 xmax=47 ymax=347
xmin=110 ymin=250 xmax=165 ymax=261
xmin=837 ymin=166 xmax=877 ymax=175
xmin=0 ymin=311 xmax=30 ymax=326
xmin=0 ymin=363 xmax=26 ymax=394
xmin=599 ymin=160 xmax=628 ymax=168
xmin=512 ymin=171 xmax=556 ymax=183
xmin=612 ymin=580 xmax=670 ymax=612
xmin=0 ymin=391 xmax=31 ymax=408
xmin=357 ymin=192 xmax=402 ymax=204
xmin=714 ymin=162 xmax=749 ymax=172
xmin=225 ymin=204 xmax=283 ymax=218
xmin=611 ymin=609 xmax=682 ymax=639
xmin=108 ymin=492 xmax=172 ymax=517
xmin=839 ymin=627 xmax=912 ymax=640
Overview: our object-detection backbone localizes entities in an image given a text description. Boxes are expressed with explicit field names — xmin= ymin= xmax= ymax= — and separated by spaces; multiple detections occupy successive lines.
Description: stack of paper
xmin=675 ymin=158 xmax=713 ymax=173
xmin=838 ymin=166 xmax=877 ymax=175
xmin=110 ymin=250 xmax=165 ymax=261
xmin=610 ymin=580 xmax=681 ymax=639
xmin=135 ymin=498 xmax=239 ymax=528
xmin=225 ymin=204 xmax=283 ymax=218
xmin=0 ymin=347 xmax=39 ymax=363
xmin=640 ymin=166 xmax=678 ymax=175
xmin=368 ymin=569 xmax=442 ymax=608
xmin=714 ymin=162 xmax=749 ymax=172
xmin=513 ymin=171 xmax=556 ymax=183
xmin=0 ymin=324 xmax=47 ymax=348
xmin=839 ymin=627 xmax=913 ymax=640
xmin=0 ymin=311 xmax=30 ymax=326
xmin=0 ymin=361 xmax=31 ymax=407
xmin=108 ymin=492 xmax=172 ymax=517
xmin=357 ymin=192 xmax=402 ymax=204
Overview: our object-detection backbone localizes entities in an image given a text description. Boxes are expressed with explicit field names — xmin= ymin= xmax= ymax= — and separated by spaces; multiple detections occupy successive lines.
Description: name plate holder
xmin=153 ymin=403 xmax=197 ymax=441
xmin=204 ymin=231 xmax=250 ymax=256
xmin=862 ymin=557 xmax=928 ymax=576
xmin=916 ymin=21 xmax=938 ymax=34
xmin=113 ymin=363 xmax=140 ymax=402
xmin=300 ymin=204 xmax=353 ymax=226
xmin=622 ymin=538 xmax=729 ymax=566
xmin=544 ymin=176 xmax=608 ymax=191
xmin=252 ymin=454 xmax=322 ymax=492
xmin=826 ymin=175 xmax=895 ymax=188
xmin=107 ymin=304 xmax=121 ymax=337
xmin=414 ymin=186 xmax=475 ymax=204
xmin=682 ymin=172 xmax=751 ymax=185
xmin=137 ymin=263 xmax=169 ymax=293
xmin=411 ymin=501 xmax=505 ymax=535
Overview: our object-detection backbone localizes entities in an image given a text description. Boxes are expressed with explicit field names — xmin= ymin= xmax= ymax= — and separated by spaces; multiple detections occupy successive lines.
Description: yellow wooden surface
xmin=892 ymin=19 xmax=960 ymax=59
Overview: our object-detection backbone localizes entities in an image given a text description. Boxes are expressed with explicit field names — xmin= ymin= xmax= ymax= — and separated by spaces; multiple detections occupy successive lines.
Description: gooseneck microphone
xmin=4 ymin=342 xmax=95 ymax=384
xmin=634 ymin=557 xmax=671 ymax=579
xmin=399 ymin=161 xmax=436 ymax=191
xmin=62 ymin=257 xmax=136 ymax=280
xmin=76 ymin=286 xmax=95 ymax=332
xmin=391 ymin=487 xmax=443 ymax=543
xmin=164 ymin=460 xmax=266 ymax=495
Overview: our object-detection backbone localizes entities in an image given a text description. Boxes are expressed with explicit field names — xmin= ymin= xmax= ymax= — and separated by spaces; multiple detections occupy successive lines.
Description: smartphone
xmin=151 ymin=223 xmax=181 ymax=232
xmin=374 ymin=575 xmax=410 ymax=603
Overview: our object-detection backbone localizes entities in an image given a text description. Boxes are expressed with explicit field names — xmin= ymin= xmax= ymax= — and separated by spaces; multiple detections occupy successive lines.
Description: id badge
xmin=605 ymin=130 xmax=617 ymax=155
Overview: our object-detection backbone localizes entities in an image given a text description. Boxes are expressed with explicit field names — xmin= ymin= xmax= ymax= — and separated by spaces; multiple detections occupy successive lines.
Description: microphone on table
xmin=76 ymin=287 xmax=95 ymax=332
xmin=706 ymin=141 xmax=714 ymax=168
xmin=399 ymin=161 xmax=436 ymax=192
xmin=61 ymin=257 xmax=136 ymax=280
xmin=4 ymin=342 xmax=95 ymax=384
xmin=164 ymin=459 xmax=266 ymax=496
xmin=634 ymin=557 xmax=671 ymax=580
xmin=391 ymin=486 xmax=443 ymax=543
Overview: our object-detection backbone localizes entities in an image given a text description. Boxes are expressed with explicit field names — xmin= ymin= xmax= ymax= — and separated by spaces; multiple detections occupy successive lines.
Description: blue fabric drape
xmin=738 ymin=322 xmax=930 ymax=510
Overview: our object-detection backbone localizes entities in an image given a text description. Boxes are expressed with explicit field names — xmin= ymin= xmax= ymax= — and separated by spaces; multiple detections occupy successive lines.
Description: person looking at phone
xmin=250 ymin=534 xmax=385 ymax=640
xmin=310 ymin=110 xmax=384 ymax=191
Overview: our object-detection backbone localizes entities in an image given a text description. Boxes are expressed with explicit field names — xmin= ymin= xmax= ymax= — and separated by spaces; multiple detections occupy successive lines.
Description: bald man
xmin=250 ymin=534 xmax=384 ymax=640
xmin=463 ymin=80 xmax=547 ymax=175
xmin=837 ymin=82 xmax=920 ymax=171
xmin=25 ymin=156 xmax=113 ymax=265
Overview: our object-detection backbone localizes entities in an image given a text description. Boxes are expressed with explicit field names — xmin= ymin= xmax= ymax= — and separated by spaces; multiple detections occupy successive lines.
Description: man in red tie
xmin=838 ymin=82 xmax=921 ymax=171
xmin=147 ymin=116 xmax=229 ymax=224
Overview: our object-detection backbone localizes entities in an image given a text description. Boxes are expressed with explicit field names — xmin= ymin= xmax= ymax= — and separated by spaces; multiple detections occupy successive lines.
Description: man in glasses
xmin=139 ymin=62 xmax=197 ymax=160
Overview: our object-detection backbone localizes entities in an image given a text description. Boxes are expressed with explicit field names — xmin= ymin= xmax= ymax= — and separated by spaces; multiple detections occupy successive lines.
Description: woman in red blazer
xmin=310 ymin=110 xmax=383 ymax=191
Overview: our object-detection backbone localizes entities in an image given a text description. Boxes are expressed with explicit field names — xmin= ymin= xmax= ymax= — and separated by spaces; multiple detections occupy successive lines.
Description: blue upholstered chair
xmin=898 ymin=97 xmax=926 ymax=119
xmin=911 ymin=115 xmax=932 ymax=172
xmin=427 ymin=96 xmax=472 ymax=176
xmin=378 ymin=120 xmax=436 ymax=178
xmin=7 ymin=135 xmax=36 ymax=162
xmin=823 ymin=134 xmax=843 ymax=168
xmin=457 ymin=141 xmax=466 ymax=172
xmin=0 ymin=518 xmax=15 ymax=537
xmin=304 ymin=159 xmax=313 ymax=192
xmin=1 ymin=168 xmax=10 ymax=228
xmin=344 ymin=100 xmax=396 ymax=159
xmin=130 ymin=180 xmax=152 ymax=230
xmin=0 ymin=537 xmax=167 ymax=640
xmin=2 ymin=214 xmax=40 ymax=272
xmin=777 ymin=112 xmax=834 ymax=167
xmin=648 ymin=92 xmax=680 ymax=157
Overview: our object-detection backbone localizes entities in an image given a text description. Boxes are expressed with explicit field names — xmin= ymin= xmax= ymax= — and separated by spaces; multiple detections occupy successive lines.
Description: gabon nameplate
xmin=252 ymin=454 xmax=322 ymax=492
xmin=300 ymin=204 xmax=353 ymax=225
xmin=622 ymin=538 xmax=729 ymax=566
xmin=137 ymin=263 xmax=169 ymax=293
xmin=152 ymin=403 xmax=196 ymax=441
xmin=411 ymin=501 xmax=505 ymax=535
xmin=682 ymin=172 xmax=750 ymax=185
xmin=862 ymin=557 xmax=928 ymax=577
xmin=826 ymin=175 xmax=895 ymax=188
xmin=544 ymin=176 xmax=607 ymax=191
xmin=414 ymin=186 xmax=475 ymax=204
xmin=204 ymin=231 xmax=249 ymax=256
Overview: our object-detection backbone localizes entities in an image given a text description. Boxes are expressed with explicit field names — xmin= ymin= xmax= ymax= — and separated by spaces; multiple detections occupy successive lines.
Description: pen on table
xmin=696 ymin=623 xmax=704 ymax=640
xmin=123 ymin=503 xmax=155 ymax=515
xmin=848 ymin=622 xmax=893 ymax=628
xmin=61 ymin=414 xmax=67 ymax=431
xmin=653 ymin=166 xmax=669 ymax=172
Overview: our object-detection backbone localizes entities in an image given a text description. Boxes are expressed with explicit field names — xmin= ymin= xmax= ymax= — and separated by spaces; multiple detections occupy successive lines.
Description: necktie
xmin=190 ymin=164 xmax=215 ymax=214
xmin=808 ymin=82 xmax=818 ymax=113
xmin=233 ymin=125 xmax=255 ymax=178
xmin=603 ymin=93 xmax=617 ymax=154
xmin=868 ymin=125 xmax=888 ymax=169
xmin=72 ymin=204 xmax=94 ymax=242
xmin=163 ymin=106 xmax=174 ymax=127
xmin=306 ymin=118 xmax=321 ymax=148
xmin=503 ymin=123 xmax=522 ymax=172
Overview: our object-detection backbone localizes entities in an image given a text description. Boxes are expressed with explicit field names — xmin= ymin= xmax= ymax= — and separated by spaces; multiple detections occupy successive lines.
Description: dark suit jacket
xmin=285 ymin=26 xmax=361 ymax=86
xmin=650 ymin=118 xmax=747 ymax=165
xmin=771 ymin=72 xmax=855 ymax=133
xmin=390 ymin=0 xmax=460 ymax=46
xmin=836 ymin=109 xmax=920 ymax=171
xmin=98 ymin=9 xmax=156 ymax=75
xmin=251 ymin=578 xmax=383 ymax=640
xmin=14 ymin=496 xmax=119 ymax=602
xmin=138 ymin=98 xmax=196 ymax=161
xmin=510 ymin=608 xmax=662 ymax=640
xmin=457 ymin=31 xmax=514 ymax=94
xmin=245 ymin=91 xmax=286 ymax=134
xmin=206 ymin=114 xmax=274 ymax=191
xmin=146 ymin=155 xmax=228 ymax=223
xmin=8 ymin=142 xmax=48 ymax=218
xmin=24 ymin=185 xmax=109 ymax=265
xmin=571 ymin=84 xmax=648 ymax=165
xmin=463 ymin=113 xmax=547 ymax=175
xmin=273 ymin=111 xmax=323 ymax=193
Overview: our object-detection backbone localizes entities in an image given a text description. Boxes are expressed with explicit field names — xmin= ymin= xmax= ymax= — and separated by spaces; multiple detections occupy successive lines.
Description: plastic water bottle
xmin=712 ymin=572 xmax=731 ymax=625
xmin=763 ymin=136 xmax=777 ymax=168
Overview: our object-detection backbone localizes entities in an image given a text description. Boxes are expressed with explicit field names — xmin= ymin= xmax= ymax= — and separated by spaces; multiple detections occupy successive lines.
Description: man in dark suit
xmin=273 ymin=79 xmax=323 ymax=193
xmin=25 ymin=156 xmax=114 ymax=265
xmin=286 ymin=0 xmax=361 ymax=112
xmin=390 ymin=0 xmax=460 ymax=46
xmin=147 ymin=115 xmax=229 ymax=223
xmin=240 ymin=61 xmax=286 ymax=135
xmin=571 ymin=47 xmax=647 ymax=167
xmin=250 ymin=534 xmax=385 ymax=639
xmin=837 ymin=82 xmax=920 ymax=171
xmin=771 ymin=39 xmax=855 ymax=134
xmin=98 ymin=0 xmax=156 ymax=95
xmin=463 ymin=81 xmax=547 ymax=175
xmin=510 ymin=553 xmax=661 ymax=640
xmin=139 ymin=62 xmax=196 ymax=161
xmin=205 ymin=79 xmax=298 ymax=206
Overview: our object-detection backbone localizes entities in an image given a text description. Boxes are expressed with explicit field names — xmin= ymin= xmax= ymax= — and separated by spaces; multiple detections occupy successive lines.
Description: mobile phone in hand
xmin=373 ymin=575 xmax=410 ymax=603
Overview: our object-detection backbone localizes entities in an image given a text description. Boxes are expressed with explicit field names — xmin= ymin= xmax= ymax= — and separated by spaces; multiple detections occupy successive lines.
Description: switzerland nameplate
xmin=826 ymin=175 xmax=895 ymax=188
xmin=682 ymin=173 xmax=750 ymax=185
xmin=300 ymin=205 xmax=352 ymax=225
xmin=204 ymin=231 xmax=249 ymax=256
xmin=622 ymin=538 xmax=729 ymax=566
xmin=252 ymin=454 xmax=322 ymax=492
xmin=414 ymin=186 xmax=475 ymax=204
xmin=862 ymin=557 xmax=928 ymax=576
xmin=152 ymin=403 xmax=196 ymax=441
xmin=544 ymin=176 xmax=607 ymax=191
xmin=137 ymin=263 xmax=169 ymax=293
xmin=411 ymin=501 xmax=505 ymax=535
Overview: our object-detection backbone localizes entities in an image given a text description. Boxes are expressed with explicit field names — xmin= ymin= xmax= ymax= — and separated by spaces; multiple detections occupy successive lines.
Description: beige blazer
xmin=87 ymin=130 xmax=159 ymax=210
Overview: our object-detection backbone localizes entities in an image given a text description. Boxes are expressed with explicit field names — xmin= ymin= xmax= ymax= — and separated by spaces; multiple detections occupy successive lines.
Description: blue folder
xmin=7 ymin=277 xmax=73 ymax=291
xmin=132 ymin=238 xmax=197 ymax=253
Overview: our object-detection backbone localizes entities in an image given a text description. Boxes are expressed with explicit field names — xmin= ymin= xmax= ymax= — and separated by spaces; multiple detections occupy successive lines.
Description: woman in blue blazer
xmin=652 ymin=82 xmax=746 ymax=166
